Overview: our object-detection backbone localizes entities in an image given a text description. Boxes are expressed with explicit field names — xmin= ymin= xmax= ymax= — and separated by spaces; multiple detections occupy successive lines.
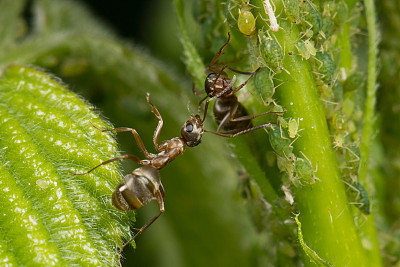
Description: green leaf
xmin=0 ymin=65 xmax=131 ymax=266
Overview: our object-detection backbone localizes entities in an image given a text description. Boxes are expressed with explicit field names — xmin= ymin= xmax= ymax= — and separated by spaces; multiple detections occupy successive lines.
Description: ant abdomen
xmin=213 ymin=95 xmax=252 ymax=133
xmin=112 ymin=166 xmax=165 ymax=211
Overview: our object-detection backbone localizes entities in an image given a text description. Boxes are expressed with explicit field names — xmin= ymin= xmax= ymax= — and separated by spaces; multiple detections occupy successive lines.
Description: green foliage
xmin=0 ymin=65 xmax=129 ymax=266
xmin=0 ymin=0 xmax=398 ymax=266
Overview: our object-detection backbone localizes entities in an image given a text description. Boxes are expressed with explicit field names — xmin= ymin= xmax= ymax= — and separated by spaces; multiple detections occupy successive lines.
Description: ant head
xmin=205 ymin=72 xmax=229 ymax=97
xmin=181 ymin=114 xmax=204 ymax=147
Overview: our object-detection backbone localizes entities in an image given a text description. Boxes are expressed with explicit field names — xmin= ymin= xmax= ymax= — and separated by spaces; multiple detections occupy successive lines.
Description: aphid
xmin=343 ymin=72 xmax=364 ymax=92
xmin=295 ymin=152 xmax=318 ymax=184
xmin=333 ymin=1 xmax=348 ymax=28
xmin=253 ymin=67 xmax=275 ymax=101
xmin=238 ymin=9 xmax=256 ymax=35
xmin=261 ymin=0 xmax=280 ymax=31
xmin=282 ymin=0 xmax=300 ymax=24
xmin=195 ymin=32 xmax=282 ymax=135
xmin=288 ymin=118 xmax=299 ymax=139
xmin=320 ymin=15 xmax=334 ymax=39
xmin=301 ymin=0 xmax=322 ymax=37
xmin=36 ymin=179 xmax=48 ymax=189
xmin=259 ymin=33 xmax=284 ymax=73
xmin=342 ymin=97 xmax=354 ymax=117
xmin=71 ymin=93 xmax=204 ymax=266
xmin=332 ymin=81 xmax=343 ymax=102
xmin=295 ymin=158 xmax=314 ymax=183
xmin=314 ymin=51 xmax=335 ymax=85
xmin=268 ymin=125 xmax=293 ymax=158
xmin=343 ymin=180 xmax=371 ymax=215
xmin=331 ymin=110 xmax=347 ymax=132
xmin=296 ymin=41 xmax=310 ymax=60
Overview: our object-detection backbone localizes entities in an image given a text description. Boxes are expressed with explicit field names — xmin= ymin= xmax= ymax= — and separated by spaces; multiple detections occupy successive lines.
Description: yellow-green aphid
xmin=331 ymin=110 xmax=347 ymax=132
xmin=238 ymin=9 xmax=256 ymax=35
xmin=304 ymin=40 xmax=316 ymax=57
xmin=296 ymin=40 xmax=315 ymax=60
xmin=36 ymin=179 xmax=49 ymax=189
xmin=296 ymin=41 xmax=310 ymax=60
xmin=342 ymin=97 xmax=354 ymax=117
xmin=288 ymin=118 xmax=299 ymax=139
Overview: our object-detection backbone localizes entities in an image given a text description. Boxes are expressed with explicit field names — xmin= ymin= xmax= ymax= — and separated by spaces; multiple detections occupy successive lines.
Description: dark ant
xmin=195 ymin=32 xmax=283 ymax=135
xmin=70 ymin=93 xmax=204 ymax=266
xmin=70 ymin=93 xmax=271 ymax=266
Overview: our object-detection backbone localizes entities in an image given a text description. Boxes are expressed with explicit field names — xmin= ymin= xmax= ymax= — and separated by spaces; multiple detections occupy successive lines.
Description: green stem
xmin=251 ymin=0 xmax=370 ymax=265
xmin=359 ymin=0 xmax=378 ymax=184
xmin=357 ymin=0 xmax=382 ymax=266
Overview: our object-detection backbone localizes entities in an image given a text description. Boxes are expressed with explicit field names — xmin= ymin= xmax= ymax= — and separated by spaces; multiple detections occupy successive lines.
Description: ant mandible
xmin=195 ymin=32 xmax=281 ymax=136
xmin=70 ymin=93 xmax=204 ymax=266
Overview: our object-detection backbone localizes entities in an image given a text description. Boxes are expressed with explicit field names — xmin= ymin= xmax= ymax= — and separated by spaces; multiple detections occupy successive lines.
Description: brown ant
xmin=70 ymin=93 xmax=271 ymax=266
xmin=70 ymin=93 xmax=204 ymax=266
xmin=195 ymin=32 xmax=282 ymax=135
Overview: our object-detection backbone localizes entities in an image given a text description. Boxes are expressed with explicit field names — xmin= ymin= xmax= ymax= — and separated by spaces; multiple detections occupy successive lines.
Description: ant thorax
xmin=152 ymin=137 xmax=186 ymax=170
xmin=205 ymin=72 xmax=232 ymax=97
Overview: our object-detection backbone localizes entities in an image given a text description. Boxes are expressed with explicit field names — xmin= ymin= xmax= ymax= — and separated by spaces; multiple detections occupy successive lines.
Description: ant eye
xmin=186 ymin=123 xmax=193 ymax=132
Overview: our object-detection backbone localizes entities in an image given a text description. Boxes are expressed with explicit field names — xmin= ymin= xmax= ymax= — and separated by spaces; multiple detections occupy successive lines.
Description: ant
xmin=70 ymin=92 xmax=272 ymax=266
xmin=195 ymin=32 xmax=283 ymax=135
xmin=70 ymin=93 xmax=204 ymax=266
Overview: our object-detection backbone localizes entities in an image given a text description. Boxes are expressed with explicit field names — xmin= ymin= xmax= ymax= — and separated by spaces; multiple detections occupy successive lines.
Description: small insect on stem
xmin=262 ymin=0 xmax=280 ymax=32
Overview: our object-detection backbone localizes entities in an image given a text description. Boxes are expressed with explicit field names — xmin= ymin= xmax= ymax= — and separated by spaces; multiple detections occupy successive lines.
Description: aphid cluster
xmin=287 ymin=0 xmax=371 ymax=217
xmin=71 ymin=32 xmax=280 ymax=266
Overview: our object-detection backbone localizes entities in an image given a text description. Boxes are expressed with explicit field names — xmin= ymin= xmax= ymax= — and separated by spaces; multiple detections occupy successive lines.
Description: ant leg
xmin=224 ymin=66 xmax=255 ymax=75
xmin=117 ymin=192 xmax=165 ymax=267
xmin=201 ymin=97 xmax=213 ymax=122
xmin=216 ymin=101 xmax=240 ymax=133
xmin=192 ymin=80 xmax=205 ymax=96
xmin=216 ymin=111 xmax=231 ymax=133
xmin=91 ymin=123 xmax=154 ymax=159
xmin=232 ymin=67 xmax=261 ymax=94
xmin=208 ymin=32 xmax=231 ymax=71
xmin=69 ymin=155 xmax=146 ymax=175
xmin=205 ymin=123 xmax=272 ymax=138
xmin=198 ymin=95 xmax=209 ymax=115
xmin=145 ymin=93 xmax=164 ymax=152
xmin=229 ymin=110 xmax=285 ymax=122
